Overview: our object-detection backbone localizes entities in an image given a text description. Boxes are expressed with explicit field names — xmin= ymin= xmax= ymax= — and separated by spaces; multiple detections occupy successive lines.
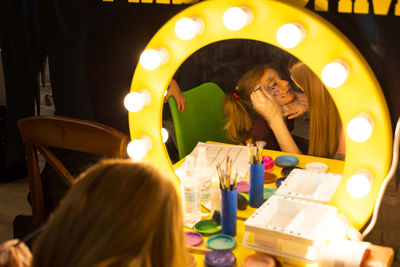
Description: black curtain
xmin=0 ymin=0 xmax=42 ymax=165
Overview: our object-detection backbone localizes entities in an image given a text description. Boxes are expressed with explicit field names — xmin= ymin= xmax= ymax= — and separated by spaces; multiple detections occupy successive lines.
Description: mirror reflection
xmin=163 ymin=39 xmax=344 ymax=163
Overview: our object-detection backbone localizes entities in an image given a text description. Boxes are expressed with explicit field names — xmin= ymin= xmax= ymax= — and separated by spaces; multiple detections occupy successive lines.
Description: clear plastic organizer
xmin=243 ymin=195 xmax=337 ymax=262
xmin=275 ymin=169 xmax=342 ymax=203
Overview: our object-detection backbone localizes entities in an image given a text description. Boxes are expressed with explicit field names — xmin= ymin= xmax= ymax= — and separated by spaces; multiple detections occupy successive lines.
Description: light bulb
xmin=321 ymin=60 xmax=349 ymax=88
xmin=161 ymin=128 xmax=169 ymax=143
xmin=139 ymin=47 xmax=169 ymax=70
xmin=347 ymin=170 xmax=373 ymax=199
xmin=124 ymin=89 xmax=151 ymax=112
xmin=326 ymin=214 xmax=348 ymax=242
xmin=175 ymin=17 xmax=204 ymax=40
xmin=127 ymin=135 xmax=153 ymax=161
xmin=223 ymin=6 xmax=253 ymax=31
xmin=347 ymin=113 xmax=374 ymax=142
xmin=127 ymin=140 xmax=147 ymax=161
xmin=276 ymin=23 xmax=305 ymax=48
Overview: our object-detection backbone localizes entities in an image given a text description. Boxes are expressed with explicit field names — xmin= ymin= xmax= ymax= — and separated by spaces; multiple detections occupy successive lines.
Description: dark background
xmin=1 ymin=0 xmax=399 ymax=134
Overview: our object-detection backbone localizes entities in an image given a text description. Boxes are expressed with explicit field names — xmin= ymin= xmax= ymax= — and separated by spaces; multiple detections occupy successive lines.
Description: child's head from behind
xmin=32 ymin=160 xmax=185 ymax=267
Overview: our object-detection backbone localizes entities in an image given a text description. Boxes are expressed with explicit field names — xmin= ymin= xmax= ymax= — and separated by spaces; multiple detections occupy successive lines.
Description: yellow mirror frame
xmin=128 ymin=0 xmax=392 ymax=230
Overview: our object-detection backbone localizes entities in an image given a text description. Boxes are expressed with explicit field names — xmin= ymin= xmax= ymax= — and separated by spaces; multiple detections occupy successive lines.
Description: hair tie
xmin=233 ymin=92 xmax=239 ymax=99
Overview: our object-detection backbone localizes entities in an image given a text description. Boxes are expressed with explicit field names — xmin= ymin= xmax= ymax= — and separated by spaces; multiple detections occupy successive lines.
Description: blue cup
xmin=249 ymin=162 xmax=265 ymax=208
xmin=220 ymin=188 xmax=237 ymax=236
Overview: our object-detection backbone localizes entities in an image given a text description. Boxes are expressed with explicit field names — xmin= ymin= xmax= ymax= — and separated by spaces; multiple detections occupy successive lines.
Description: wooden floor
xmin=0 ymin=178 xmax=31 ymax=242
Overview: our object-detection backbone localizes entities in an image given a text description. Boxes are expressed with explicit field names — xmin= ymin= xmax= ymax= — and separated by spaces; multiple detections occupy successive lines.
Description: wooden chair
xmin=18 ymin=115 xmax=129 ymax=228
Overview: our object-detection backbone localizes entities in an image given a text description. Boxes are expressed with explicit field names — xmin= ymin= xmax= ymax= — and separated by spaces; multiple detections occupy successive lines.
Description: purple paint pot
xmin=204 ymin=250 xmax=237 ymax=267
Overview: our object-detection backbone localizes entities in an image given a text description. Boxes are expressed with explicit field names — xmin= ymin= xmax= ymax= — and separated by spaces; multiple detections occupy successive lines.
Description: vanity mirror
xmin=164 ymin=39 xmax=344 ymax=161
xmin=126 ymin=0 xmax=392 ymax=230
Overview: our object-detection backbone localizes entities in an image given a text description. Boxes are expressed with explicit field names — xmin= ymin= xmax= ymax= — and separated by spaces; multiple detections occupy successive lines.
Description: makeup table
xmin=174 ymin=143 xmax=394 ymax=266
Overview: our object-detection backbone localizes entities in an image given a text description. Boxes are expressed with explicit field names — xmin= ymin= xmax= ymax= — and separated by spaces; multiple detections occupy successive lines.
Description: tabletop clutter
xmin=177 ymin=142 xmax=372 ymax=267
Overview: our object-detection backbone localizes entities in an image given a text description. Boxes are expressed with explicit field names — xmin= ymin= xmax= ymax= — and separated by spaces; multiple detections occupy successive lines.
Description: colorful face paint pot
xmin=281 ymin=166 xmax=303 ymax=177
xmin=275 ymin=155 xmax=299 ymax=167
xmin=237 ymin=181 xmax=250 ymax=193
xmin=194 ymin=219 xmax=221 ymax=235
xmin=305 ymin=162 xmax=329 ymax=173
xmin=186 ymin=253 xmax=197 ymax=267
xmin=275 ymin=177 xmax=287 ymax=188
xmin=206 ymin=234 xmax=236 ymax=251
xmin=204 ymin=250 xmax=237 ymax=267
xmin=263 ymin=188 xmax=276 ymax=201
xmin=185 ymin=231 xmax=203 ymax=246
xmin=243 ymin=253 xmax=276 ymax=267
xmin=262 ymin=155 xmax=274 ymax=172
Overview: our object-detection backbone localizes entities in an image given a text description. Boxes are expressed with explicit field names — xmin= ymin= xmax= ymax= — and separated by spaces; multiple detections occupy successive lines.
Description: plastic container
xmin=196 ymin=147 xmax=212 ymax=204
xmin=180 ymin=156 xmax=201 ymax=222
xmin=249 ymin=162 xmax=265 ymax=208
xmin=244 ymin=195 xmax=337 ymax=262
xmin=263 ymin=155 xmax=274 ymax=172
xmin=220 ymin=188 xmax=237 ymax=236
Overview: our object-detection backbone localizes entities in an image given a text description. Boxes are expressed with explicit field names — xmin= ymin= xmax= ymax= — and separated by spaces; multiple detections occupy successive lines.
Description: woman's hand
xmin=164 ymin=79 xmax=186 ymax=113
xmin=250 ymin=85 xmax=283 ymax=127
xmin=251 ymin=85 xmax=302 ymax=155
xmin=0 ymin=240 xmax=32 ymax=267
xmin=283 ymin=101 xmax=308 ymax=119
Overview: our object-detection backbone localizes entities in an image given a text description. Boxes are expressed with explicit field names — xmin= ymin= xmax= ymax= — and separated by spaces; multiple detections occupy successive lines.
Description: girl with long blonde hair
xmin=0 ymin=160 xmax=187 ymax=267
xmin=33 ymin=160 xmax=186 ymax=267
xmin=290 ymin=61 xmax=345 ymax=159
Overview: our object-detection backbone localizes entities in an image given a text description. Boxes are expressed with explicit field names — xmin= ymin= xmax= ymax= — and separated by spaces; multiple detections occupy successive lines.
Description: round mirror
xmin=127 ymin=0 xmax=392 ymax=230
xmin=163 ymin=39 xmax=345 ymax=163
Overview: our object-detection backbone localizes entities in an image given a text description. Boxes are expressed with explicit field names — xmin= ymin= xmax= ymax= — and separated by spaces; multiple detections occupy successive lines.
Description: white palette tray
xmin=243 ymin=195 xmax=337 ymax=262
xmin=276 ymin=169 xmax=342 ymax=203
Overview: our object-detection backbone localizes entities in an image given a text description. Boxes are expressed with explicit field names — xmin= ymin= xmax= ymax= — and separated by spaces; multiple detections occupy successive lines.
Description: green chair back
xmin=168 ymin=82 xmax=232 ymax=159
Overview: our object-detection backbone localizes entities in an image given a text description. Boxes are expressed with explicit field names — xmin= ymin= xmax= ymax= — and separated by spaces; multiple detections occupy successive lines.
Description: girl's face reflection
xmin=259 ymin=69 xmax=296 ymax=105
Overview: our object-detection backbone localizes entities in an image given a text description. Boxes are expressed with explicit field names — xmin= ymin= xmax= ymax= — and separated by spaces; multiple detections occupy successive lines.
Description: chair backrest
xmin=168 ymin=82 xmax=232 ymax=159
xmin=18 ymin=115 xmax=129 ymax=228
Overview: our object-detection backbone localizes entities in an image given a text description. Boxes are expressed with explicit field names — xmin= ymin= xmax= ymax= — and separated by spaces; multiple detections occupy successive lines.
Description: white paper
xmin=176 ymin=142 xmax=250 ymax=182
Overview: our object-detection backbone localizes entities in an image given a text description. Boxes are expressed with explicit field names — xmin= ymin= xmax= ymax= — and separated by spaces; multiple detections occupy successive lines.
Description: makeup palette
xmin=276 ymin=169 xmax=342 ymax=203
xmin=244 ymin=195 xmax=337 ymax=262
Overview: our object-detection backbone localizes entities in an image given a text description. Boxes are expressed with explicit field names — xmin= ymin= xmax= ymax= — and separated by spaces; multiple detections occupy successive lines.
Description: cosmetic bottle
xmin=196 ymin=147 xmax=212 ymax=205
xmin=180 ymin=156 xmax=201 ymax=222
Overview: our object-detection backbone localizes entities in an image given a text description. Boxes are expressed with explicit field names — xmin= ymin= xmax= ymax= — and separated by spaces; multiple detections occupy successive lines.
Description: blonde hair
xmin=224 ymin=65 xmax=273 ymax=143
xmin=32 ymin=160 xmax=186 ymax=267
xmin=290 ymin=62 xmax=342 ymax=158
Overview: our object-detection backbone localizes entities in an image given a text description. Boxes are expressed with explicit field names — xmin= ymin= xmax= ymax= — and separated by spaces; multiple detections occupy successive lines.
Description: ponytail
xmin=223 ymin=64 xmax=274 ymax=144
xmin=223 ymin=93 xmax=253 ymax=143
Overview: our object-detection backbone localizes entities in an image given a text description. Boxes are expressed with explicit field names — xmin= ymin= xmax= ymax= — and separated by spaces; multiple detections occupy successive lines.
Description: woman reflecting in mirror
xmin=289 ymin=61 xmax=345 ymax=160
xmin=223 ymin=64 xmax=307 ymax=154
xmin=248 ymin=62 xmax=345 ymax=160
